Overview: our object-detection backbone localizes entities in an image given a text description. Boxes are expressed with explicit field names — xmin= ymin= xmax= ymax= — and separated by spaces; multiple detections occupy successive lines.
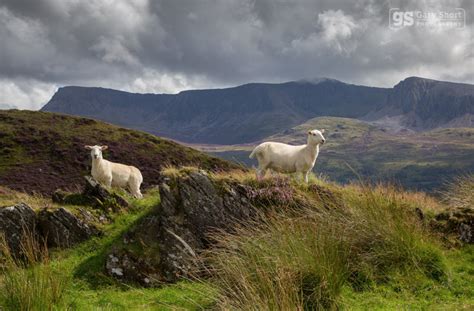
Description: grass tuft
xmin=442 ymin=174 xmax=474 ymax=210
xmin=206 ymin=181 xmax=448 ymax=309
xmin=0 ymin=230 xmax=70 ymax=310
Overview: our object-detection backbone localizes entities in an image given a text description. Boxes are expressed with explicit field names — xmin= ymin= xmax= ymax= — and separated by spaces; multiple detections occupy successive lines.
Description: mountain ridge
xmin=41 ymin=77 xmax=473 ymax=144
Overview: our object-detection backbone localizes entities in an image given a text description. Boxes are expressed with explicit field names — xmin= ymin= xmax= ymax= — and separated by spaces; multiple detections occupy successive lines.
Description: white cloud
xmin=0 ymin=79 xmax=57 ymax=110
xmin=317 ymin=10 xmax=360 ymax=54
xmin=128 ymin=69 xmax=212 ymax=94
xmin=0 ymin=0 xmax=472 ymax=109
xmin=90 ymin=36 xmax=140 ymax=66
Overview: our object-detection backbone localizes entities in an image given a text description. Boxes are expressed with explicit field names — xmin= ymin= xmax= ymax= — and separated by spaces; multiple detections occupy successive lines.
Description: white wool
xmin=249 ymin=129 xmax=326 ymax=183
xmin=85 ymin=145 xmax=143 ymax=198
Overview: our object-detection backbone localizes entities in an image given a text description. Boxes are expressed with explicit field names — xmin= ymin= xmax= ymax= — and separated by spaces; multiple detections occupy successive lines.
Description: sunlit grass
xmin=205 ymin=174 xmax=449 ymax=309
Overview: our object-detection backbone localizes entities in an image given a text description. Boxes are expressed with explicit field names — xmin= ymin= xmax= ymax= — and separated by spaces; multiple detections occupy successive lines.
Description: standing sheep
xmin=85 ymin=145 xmax=143 ymax=198
xmin=249 ymin=129 xmax=326 ymax=183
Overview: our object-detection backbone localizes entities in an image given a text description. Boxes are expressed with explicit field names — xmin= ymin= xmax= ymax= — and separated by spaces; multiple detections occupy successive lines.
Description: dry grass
xmin=205 ymin=180 xmax=447 ymax=310
xmin=0 ymin=186 xmax=52 ymax=210
xmin=442 ymin=174 xmax=474 ymax=210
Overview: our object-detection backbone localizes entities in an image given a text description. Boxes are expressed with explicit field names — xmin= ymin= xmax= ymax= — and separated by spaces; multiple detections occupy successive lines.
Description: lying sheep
xmin=249 ymin=129 xmax=326 ymax=183
xmin=85 ymin=145 xmax=143 ymax=198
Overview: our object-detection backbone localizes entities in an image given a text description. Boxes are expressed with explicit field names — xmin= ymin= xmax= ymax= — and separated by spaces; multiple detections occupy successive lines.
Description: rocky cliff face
xmin=380 ymin=77 xmax=474 ymax=129
xmin=41 ymin=80 xmax=388 ymax=144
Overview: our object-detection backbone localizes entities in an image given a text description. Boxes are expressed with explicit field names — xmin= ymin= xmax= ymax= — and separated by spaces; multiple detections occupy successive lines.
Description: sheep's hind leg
xmin=128 ymin=179 xmax=143 ymax=199
xmin=132 ymin=188 xmax=143 ymax=199
xmin=104 ymin=176 xmax=113 ymax=189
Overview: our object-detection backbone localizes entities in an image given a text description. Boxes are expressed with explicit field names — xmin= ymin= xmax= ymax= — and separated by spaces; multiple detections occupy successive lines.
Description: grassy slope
xmin=0 ymin=188 xmax=215 ymax=310
xmin=56 ymin=190 xmax=216 ymax=310
xmin=199 ymin=117 xmax=474 ymax=191
xmin=0 ymin=174 xmax=472 ymax=309
xmin=341 ymin=246 xmax=474 ymax=310
xmin=0 ymin=110 xmax=239 ymax=195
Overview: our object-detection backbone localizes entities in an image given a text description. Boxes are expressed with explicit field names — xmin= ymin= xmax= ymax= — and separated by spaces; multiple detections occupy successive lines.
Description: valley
xmin=192 ymin=117 xmax=474 ymax=191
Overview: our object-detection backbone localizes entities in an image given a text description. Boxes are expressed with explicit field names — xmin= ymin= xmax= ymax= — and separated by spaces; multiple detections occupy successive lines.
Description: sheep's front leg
xmin=304 ymin=171 xmax=310 ymax=183
xmin=256 ymin=168 xmax=266 ymax=181
xmin=104 ymin=175 xmax=112 ymax=188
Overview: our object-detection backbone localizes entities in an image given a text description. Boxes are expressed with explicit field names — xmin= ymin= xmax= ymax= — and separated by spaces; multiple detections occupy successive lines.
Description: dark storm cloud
xmin=0 ymin=0 xmax=472 ymax=109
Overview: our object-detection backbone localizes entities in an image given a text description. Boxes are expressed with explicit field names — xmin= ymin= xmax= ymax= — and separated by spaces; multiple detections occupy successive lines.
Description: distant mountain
xmin=366 ymin=77 xmax=474 ymax=129
xmin=41 ymin=77 xmax=473 ymax=144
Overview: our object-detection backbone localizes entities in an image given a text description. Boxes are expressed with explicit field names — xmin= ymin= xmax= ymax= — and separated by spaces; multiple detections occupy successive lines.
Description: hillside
xmin=0 ymin=168 xmax=472 ymax=309
xmin=199 ymin=117 xmax=474 ymax=191
xmin=41 ymin=77 xmax=473 ymax=144
xmin=0 ymin=110 xmax=238 ymax=195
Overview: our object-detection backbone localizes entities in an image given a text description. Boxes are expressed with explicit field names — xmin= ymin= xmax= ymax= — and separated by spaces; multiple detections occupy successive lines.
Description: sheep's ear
xmin=101 ymin=145 xmax=108 ymax=150
xmin=84 ymin=145 xmax=93 ymax=150
xmin=321 ymin=129 xmax=325 ymax=133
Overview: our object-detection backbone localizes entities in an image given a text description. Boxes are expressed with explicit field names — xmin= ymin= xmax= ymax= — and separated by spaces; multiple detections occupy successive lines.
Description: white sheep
xmin=249 ymin=129 xmax=326 ymax=183
xmin=84 ymin=145 xmax=143 ymax=198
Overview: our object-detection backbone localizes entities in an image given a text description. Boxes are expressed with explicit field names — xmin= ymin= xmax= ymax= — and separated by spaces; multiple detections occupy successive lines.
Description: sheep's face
xmin=84 ymin=145 xmax=108 ymax=160
xmin=307 ymin=129 xmax=326 ymax=145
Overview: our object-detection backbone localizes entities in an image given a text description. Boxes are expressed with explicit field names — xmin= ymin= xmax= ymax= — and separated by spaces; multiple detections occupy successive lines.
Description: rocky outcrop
xmin=106 ymin=169 xmax=258 ymax=284
xmin=53 ymin=176 xmax=129 ymax=212
xmin=38 ymin=207 xmax=101 ymax=247
xmin=0 ymin=203 xmax=37 ymax=258
xmin=431 ymin=207 xmax=474 ymax=244
xmin=105 ymin=213 xmax=162 ymax=286
xmin=0 ymin=176 xmax=124 ymax=256
xmin=0 ymin=202 xmax=101 ymax=257
xmin=82 ymin=176 xmax=130 ymax=211
xmin=157 ymin=171 xmax=255 ymax=281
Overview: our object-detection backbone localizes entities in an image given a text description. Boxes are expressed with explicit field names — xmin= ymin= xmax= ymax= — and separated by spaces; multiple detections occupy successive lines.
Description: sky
xmin=0 ymin=0 xmax=472 ymax=109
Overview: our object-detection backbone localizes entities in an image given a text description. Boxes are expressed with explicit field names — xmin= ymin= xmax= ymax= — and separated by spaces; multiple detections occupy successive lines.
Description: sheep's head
xmin=307 ymin=129 xmax=326 ymax=145
xmin=84 ymin=145 xmax=108 ymax=159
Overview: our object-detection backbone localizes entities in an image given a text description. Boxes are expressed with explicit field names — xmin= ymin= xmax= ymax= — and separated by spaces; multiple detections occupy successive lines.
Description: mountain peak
xmin=296 ymin=77 xmax=342 ymax=85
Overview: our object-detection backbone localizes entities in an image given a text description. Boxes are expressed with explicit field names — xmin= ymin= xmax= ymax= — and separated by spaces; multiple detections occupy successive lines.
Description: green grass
xmin=1 ymin=171 xmax=473 ymax=310
xmin=0 ymin=227 xmax=71 ymax=311
xmin=341 ymin=246 xmax=474 ymax=310
xmin=51 ymin=189 xmax=213 ymax=309
xmin=0 ymin=188 xmax=214 ymax=310
xmin=63 ymin=282 xmax=216 ymax=310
